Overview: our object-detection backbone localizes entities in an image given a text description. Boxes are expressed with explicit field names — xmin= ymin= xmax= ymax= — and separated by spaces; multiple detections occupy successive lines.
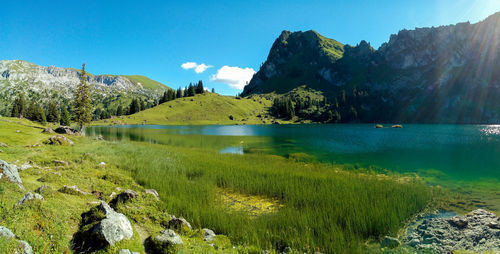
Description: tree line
xmin=10 ymin=71 xmax=212 ymax=127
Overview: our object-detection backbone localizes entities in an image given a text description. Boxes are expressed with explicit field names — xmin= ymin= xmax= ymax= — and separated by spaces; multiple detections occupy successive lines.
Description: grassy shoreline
xmin=0 ymin=118 xmax=436 ymax=253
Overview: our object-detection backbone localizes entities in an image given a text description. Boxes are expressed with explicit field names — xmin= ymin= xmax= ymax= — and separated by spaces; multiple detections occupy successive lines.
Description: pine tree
xmin=116 ymin=105 xmax=124 ymax=116
xmin=195 ymin=80 xmax=204 ymax=94
xmin=211 ymin=88 xmax=215 ymax=93
xmin=11 ymin=94 xmax=25 ymax=118
xmin=74 ymin=63 xmax=93 ymax=131
xmin=128 ymin=99 xmax=140 ymax=115
xmin=60 ymin=107 xmax=71 ymax=126
xmin=176 ymin=88 xmax=183 ymax=98
xmin=25 ymin=101 xmax=46 ymax=124
xmin=46 ymin=100 xmax=59 ymax=123
xmin=140 ymin=100 xmax=146 ymax=111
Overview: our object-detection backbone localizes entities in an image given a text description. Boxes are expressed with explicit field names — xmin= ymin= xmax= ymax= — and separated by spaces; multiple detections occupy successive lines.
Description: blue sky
xmin=1 ymin=0 xmax=499 ymax=95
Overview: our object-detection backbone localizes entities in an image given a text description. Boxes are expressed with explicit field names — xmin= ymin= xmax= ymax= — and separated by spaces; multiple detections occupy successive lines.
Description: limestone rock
xmin=110 ymin=189 xmax=138 ymax=208
xmin=17 ymin=240 xmax=33 ymax=254
xmin=203 ymin=228 xmax=216 ymax=242
xmin=118 ymin=249 xmax=140 ymax=254
xmin=404 ymin=209 xmax=500 ymax=253
xmin=19 ymin=163 xmax=32 ymax=171
xmin=54 ymin=126 xmax=79 ymax=135
xmin=42 ymin=127 xmax=54 ymax=133
xmin=148 ymin=229 xmax=183 ymax=253
xmin=145 ymin=189 xmax=160 ymax=200
xmin=0 ymin=226 xmax=15 ymax=238
xmin=168 ymin=216 xmax=191 ymax=232
xmin=16 ymin=192 xmax=43 ymax=206
xmin=44 ymin=135 xmax=74 ymax=146
xmin=0 ymin=159 xmax=23 ymax=188
xmin=92 ymin=202 xmax=134 ymax=246
xmin=59 ymin=185 xmax=90 ymax=195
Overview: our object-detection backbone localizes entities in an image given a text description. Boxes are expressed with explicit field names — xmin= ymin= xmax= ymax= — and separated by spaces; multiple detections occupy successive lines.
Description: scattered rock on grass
xmin=145 ymin=189 xmax=160 ymax=200
xmin=35 ymin=185 xmax=50 ymax=194
xmin=54 ymin=126 xmax=79 ymax=135
xmin=52 ymin=160 xmax=69 ymax=166
xmin=110 ymin=189 xmax=138 ymax=208
xmin=168 ymin=216 xmax=192 ymax=232
xmin=0 ymin=226 xmax=15 ymax=238
xmin=0 ymin=159 xmax=24 ymax=189
xmin=0 ymin=142 xmax=7 ymax=147
xmin=16 ymin=192 xmax=43 ymax=206
xmin=99 ymin=162 xmax=106 ymax=168
xmin=147 ymin=229 xmax=183 ymax=253
xmin=95 ymin=135 xmax=104 ymax=141
xmin=92 ymin=202 xmax=134 ymax=246
xmin=59 ymin=185 xmax=90 ymax=195
xmin=203 ymin=228 xmax=216 ymax=242
xmin=42 ymin=127 xmax=54 ymax=133
xmin=44 ymin=135 xmax=74 ymax=146
xmin=19 ymin=162 xmax=32 ymax=171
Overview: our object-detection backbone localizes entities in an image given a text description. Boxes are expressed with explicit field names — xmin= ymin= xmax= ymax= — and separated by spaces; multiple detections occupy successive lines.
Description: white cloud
xmin=181 ymin=62 xmax=212 ymax=73
xmin=195 ymin=63 xmax=212 ymax=73
xmin=210 ymin=66 xmax=256 ymax=90
xmin=181 ymin=62 xmax=197 ymax=70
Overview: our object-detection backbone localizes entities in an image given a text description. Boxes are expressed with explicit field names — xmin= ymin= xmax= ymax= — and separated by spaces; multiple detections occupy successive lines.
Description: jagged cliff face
xmin=243 ymin=12 xmax=500 ymax=123
xmin=0 ymin=60 xmax=168 ymax=115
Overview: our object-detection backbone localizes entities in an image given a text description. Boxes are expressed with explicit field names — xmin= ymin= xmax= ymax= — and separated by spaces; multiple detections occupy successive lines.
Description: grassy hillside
xmin=94 ymin=93 xmax=281 ymax=125
xmin=122 ymin=75 xmax=170 ymax=91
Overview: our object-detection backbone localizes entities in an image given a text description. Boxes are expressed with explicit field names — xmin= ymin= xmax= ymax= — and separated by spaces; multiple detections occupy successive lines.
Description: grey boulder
xmin=92 ymin=202 xmax=134 ymax=245
xmin=0 ymin=159 xmax=24 ymax=189
xmin=16 ymin=192 xmax=43 ymax=206
xmin=203 ymin=228 xmax=216 ymax=242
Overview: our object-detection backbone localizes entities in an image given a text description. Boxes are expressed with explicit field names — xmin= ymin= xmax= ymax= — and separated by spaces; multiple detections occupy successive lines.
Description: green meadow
xmin=0 ymin=118 xmax=436 ymax=253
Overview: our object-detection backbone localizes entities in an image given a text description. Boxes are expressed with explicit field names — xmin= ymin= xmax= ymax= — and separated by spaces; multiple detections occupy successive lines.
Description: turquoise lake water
xmin=87 ymin=124 xmax=500 ymax=182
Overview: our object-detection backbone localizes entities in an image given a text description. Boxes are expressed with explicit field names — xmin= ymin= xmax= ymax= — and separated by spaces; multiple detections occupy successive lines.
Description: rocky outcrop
xmin=0 ymin=226 xmax=33 ymax=254
xmin=54 ymin=126 xmax=79 ymax=135
xmin=110 ymin=189 xmax=138 ymax=208
xmin=92 ymin=202 xmax=134 ymax=246
xmin=203 ymin=228 xmax=216 ymax=242
xmin=167 ymin=216 xmax=192 ymax=233
xmin=147 ymin=229 xmax=183 ymax=253
xmin=0 ymin=159 xmax=23 ymax=189
xmin=145 ymin=189 xmax=160 ymax=200
xmin=242 ymin=12 xmax=500 ymax=124
xmin=16 ymin=192 xmax=43 ymax=206
xmin=44 ymin=135 xmax=74 ymax=146
xmin=59 ymin=185 xmax=90 ymax=195
xmin=404 ymin=209 xmax=500 ymax=253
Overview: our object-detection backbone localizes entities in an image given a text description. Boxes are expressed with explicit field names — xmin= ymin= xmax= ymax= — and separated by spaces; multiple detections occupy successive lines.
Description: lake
xmin=87 ymin=124 xmax=500 ymax=182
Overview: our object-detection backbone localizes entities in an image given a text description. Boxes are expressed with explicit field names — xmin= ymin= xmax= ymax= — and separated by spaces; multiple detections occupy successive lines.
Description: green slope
xmin=122 ymin=75 xmax=170 ymax=90
xmin=93 ymin=93 xmax=281 ymax=125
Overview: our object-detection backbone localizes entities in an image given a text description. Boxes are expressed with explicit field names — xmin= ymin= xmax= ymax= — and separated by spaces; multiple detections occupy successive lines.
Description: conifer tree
xmin=176 ymin=87 xmax=183 ymax=98
xmin=195 ymin=80 xmax=204 ymax=94
xmin=116 ymin=105 xmax=124 ymax=116
xmin=11 ymin=94 xmax=26 ymax=118
xmin=74 ymin=63 xmax=93 ymax=131
xmin=60 ymin=107 xmax=71 ymax=126
xmin=46 ymin=100 xmax=59 ymax=123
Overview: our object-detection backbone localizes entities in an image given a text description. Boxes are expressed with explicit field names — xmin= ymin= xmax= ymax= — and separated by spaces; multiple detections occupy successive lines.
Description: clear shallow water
xmin=87 ymin=124 xmax=500 ymax=181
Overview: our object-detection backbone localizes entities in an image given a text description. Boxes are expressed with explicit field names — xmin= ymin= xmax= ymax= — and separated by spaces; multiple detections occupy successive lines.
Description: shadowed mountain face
xmin=243 ymin=12 xmax=500 ymax=123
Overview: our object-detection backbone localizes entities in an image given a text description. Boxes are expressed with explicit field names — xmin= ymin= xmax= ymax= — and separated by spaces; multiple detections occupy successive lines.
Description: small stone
xmin=17 ymin=240 xmax=33 ymax=254
xmin=52 ymin=160 xmax=69 ymax=166
xmin=149 ymin=229 xmax=183 ymax=252
xmin=16 ymin=192 xmax=43 ymax=206
xmin=59 ymin=185 xmax=90 ymax=195
xmin=168 ymin=216 xmax=192 ymax=232
xmin=0 ymin=142 xmax=7 ymax=147
xmin=95 ymin=135 xmax=104 ymax=141
xmin=0 ymin=226 xmax=15 ymax=238
xmin=449 ymin=217 xmax=468 ymax=228
xmin=44 ymin=135 xmax=74 ymax=146
xmin=203 ymin=228 xmax=216 ymax=242
xmin=0 ymin=159 xmax=23 ymax=186
xmin=54 ymin=126 xmax=79 ymax=135
xmin=19 ymin=163 xmax=32 ymax=171
xmin=42 ymin=127 xmax=54 ymax=133
xmin=145 ymin=189 xmax=160 ymax=200
xmin=110 ymin=189 xmax=138 ymax=208
xmin=99 ymin=162 xmax=106 ymax=168
xmin=92 ymin=202 xmax=134 ymax=246
xmin=381 ymin=236 xmax=400 ymax=249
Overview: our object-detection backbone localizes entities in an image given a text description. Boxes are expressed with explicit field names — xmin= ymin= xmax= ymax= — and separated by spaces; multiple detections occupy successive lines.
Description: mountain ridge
xmin=242 ymin=11 xmax=500 ymax=123
xmin=0 ymin=59 xmax=169 ymax=116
